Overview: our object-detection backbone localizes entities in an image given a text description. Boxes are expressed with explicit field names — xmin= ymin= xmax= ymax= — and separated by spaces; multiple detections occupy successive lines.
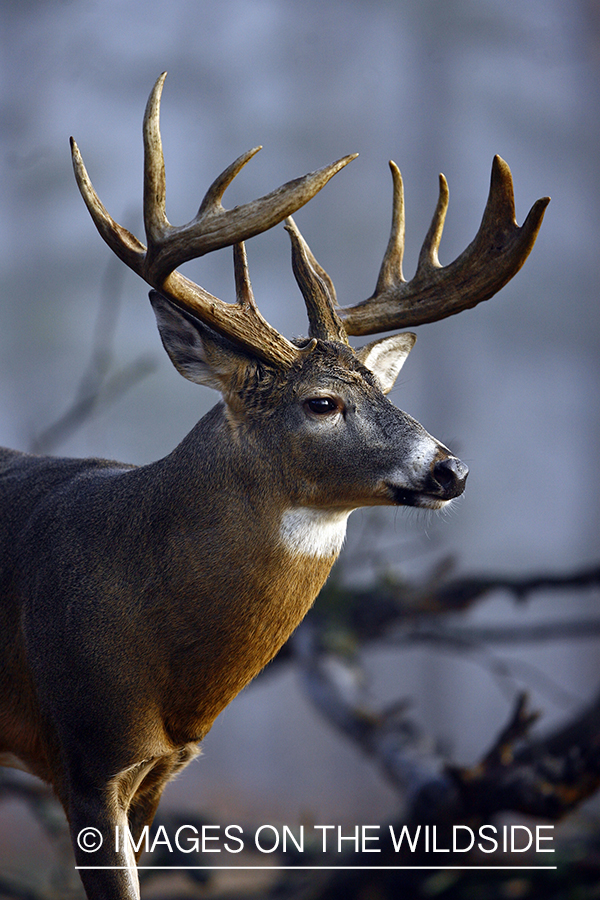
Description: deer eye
xmin=304 ymin=397 xmax=341 ymax=415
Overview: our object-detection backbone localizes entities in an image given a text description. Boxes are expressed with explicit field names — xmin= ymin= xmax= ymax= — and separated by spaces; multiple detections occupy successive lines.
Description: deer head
xmin=70 ymin=73 xmax=548 ymax=523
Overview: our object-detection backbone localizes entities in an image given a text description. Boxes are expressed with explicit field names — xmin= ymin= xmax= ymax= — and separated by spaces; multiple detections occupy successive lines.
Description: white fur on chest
xmin=279 ymin=507 xmax=353 ymax=559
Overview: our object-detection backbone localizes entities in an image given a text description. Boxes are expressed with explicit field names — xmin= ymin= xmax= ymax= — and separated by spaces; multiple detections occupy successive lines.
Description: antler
xmin=72 ymin=74 xmax=549 ymax=363
xmin=71 ymin=72 xmax=356 ymax=367
xmin=337 ymin=157 xmax=550 ymax=335
xmin=284 ymin=217 xmax=349 ymax=344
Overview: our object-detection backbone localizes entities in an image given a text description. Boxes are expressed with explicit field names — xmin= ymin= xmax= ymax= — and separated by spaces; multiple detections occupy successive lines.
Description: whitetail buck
xmin=0 ymin=73 xmax=549 ymax=899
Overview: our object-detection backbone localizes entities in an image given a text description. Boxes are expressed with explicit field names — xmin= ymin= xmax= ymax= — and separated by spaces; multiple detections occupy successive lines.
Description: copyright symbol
xmin=77 ymin=827 xmax=103 ymax=852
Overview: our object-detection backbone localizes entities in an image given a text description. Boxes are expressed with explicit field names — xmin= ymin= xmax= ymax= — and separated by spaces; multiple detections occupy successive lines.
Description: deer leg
xmin=127 ymin=747 xmax=201 ymax=860
xmin=127 ymin=769 xmax=170 ymax=862
xmin=66 ymin=786 xmax=141 ymax=900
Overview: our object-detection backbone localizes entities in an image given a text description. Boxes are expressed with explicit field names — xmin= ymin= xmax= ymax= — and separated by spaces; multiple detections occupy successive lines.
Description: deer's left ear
xmin=149 ymin=290 xmax=255 ymax=394
xmin=355 ymin=333 xmax=416 ymax=394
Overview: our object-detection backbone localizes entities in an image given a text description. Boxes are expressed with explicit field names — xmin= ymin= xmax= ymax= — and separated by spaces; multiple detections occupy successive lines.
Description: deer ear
xmin=355 ymin=333 xmax=416 ymax=394
xmin=149 ymin=291 xmax=252 ymax=393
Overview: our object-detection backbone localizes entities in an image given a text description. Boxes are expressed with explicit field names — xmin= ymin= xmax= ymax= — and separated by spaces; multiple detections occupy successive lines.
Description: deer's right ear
xmin=356 ymin=332 xmax=416 ymax=394
xmin=150 ymin=291 xmax=251 ymax=393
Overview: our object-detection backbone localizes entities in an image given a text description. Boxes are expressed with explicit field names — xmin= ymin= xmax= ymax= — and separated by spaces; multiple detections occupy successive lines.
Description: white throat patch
xmin=279 ymin=508 xmax=353 ymax=559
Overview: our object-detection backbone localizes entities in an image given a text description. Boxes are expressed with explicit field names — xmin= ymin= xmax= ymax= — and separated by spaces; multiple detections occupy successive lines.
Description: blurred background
xmin=0 ymin=0 xmax=599 ymax=890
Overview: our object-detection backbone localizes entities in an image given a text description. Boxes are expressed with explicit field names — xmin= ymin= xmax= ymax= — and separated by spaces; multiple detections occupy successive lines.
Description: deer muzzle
xmin=385 ymin=449 xmax=469 ymax=509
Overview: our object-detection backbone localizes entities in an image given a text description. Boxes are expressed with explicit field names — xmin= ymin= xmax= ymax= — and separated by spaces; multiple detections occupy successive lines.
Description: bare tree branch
xmin=292 ymin=613 xmax=600 ymax=828
xmin=30 ymin=238 xmax=158 ymax=456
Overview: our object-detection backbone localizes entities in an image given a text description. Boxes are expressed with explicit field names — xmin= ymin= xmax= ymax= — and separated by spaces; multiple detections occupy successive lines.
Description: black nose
xmin=432 ymin=456 xmax=469 ymax=499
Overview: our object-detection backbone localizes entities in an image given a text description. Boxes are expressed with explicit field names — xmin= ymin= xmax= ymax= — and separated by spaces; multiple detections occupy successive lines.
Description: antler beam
xmin=338 ymin=156 xmax=550 ymax=335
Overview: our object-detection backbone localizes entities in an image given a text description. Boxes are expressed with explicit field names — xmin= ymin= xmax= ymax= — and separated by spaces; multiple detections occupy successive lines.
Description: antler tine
xmin=339 ymin=155 xmax=550 ymax=336
xmin=373 ymin=160 xmax=406 ymax=294
xmin=416 ymin=171 xmax=449 ymax=272
xmin=70 ymin=138 xmax=147 ymax=273
xmin=142 ymin=71 xmax=169 ymax=244
xmin=71 ymin=72 xmax=357 ymax=368
xmin=284 ymin=216 xmax=348 ymax=344
xmin=196 ymin=146 xmax=263 ymax=219
xmin=232 ymin=241 xmax=258 ymax=312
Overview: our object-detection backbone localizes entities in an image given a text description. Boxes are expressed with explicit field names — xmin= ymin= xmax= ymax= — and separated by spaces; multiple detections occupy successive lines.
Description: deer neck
xmin=166 ymin=402 xmax=352 ymax=569
xmin=148 ymin=404 xmax=350 ymax=740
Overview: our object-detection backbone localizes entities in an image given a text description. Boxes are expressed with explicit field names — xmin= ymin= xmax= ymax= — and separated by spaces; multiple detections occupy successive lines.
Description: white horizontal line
xmin=76 ymin=865 xmax=558 ymax=871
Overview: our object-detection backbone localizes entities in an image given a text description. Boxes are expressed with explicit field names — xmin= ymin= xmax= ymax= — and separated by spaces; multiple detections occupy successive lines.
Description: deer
xmin=0 ymin=73 xmax=549 ymax=900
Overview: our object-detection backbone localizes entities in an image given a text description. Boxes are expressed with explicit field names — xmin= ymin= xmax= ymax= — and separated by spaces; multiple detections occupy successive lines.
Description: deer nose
xmin=432 ymin=456 xmax=469 ymax=499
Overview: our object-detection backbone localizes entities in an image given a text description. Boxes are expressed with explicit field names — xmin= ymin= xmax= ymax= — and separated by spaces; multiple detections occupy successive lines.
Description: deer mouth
xmin=387 ymin=485 xmax=453 ymax=509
